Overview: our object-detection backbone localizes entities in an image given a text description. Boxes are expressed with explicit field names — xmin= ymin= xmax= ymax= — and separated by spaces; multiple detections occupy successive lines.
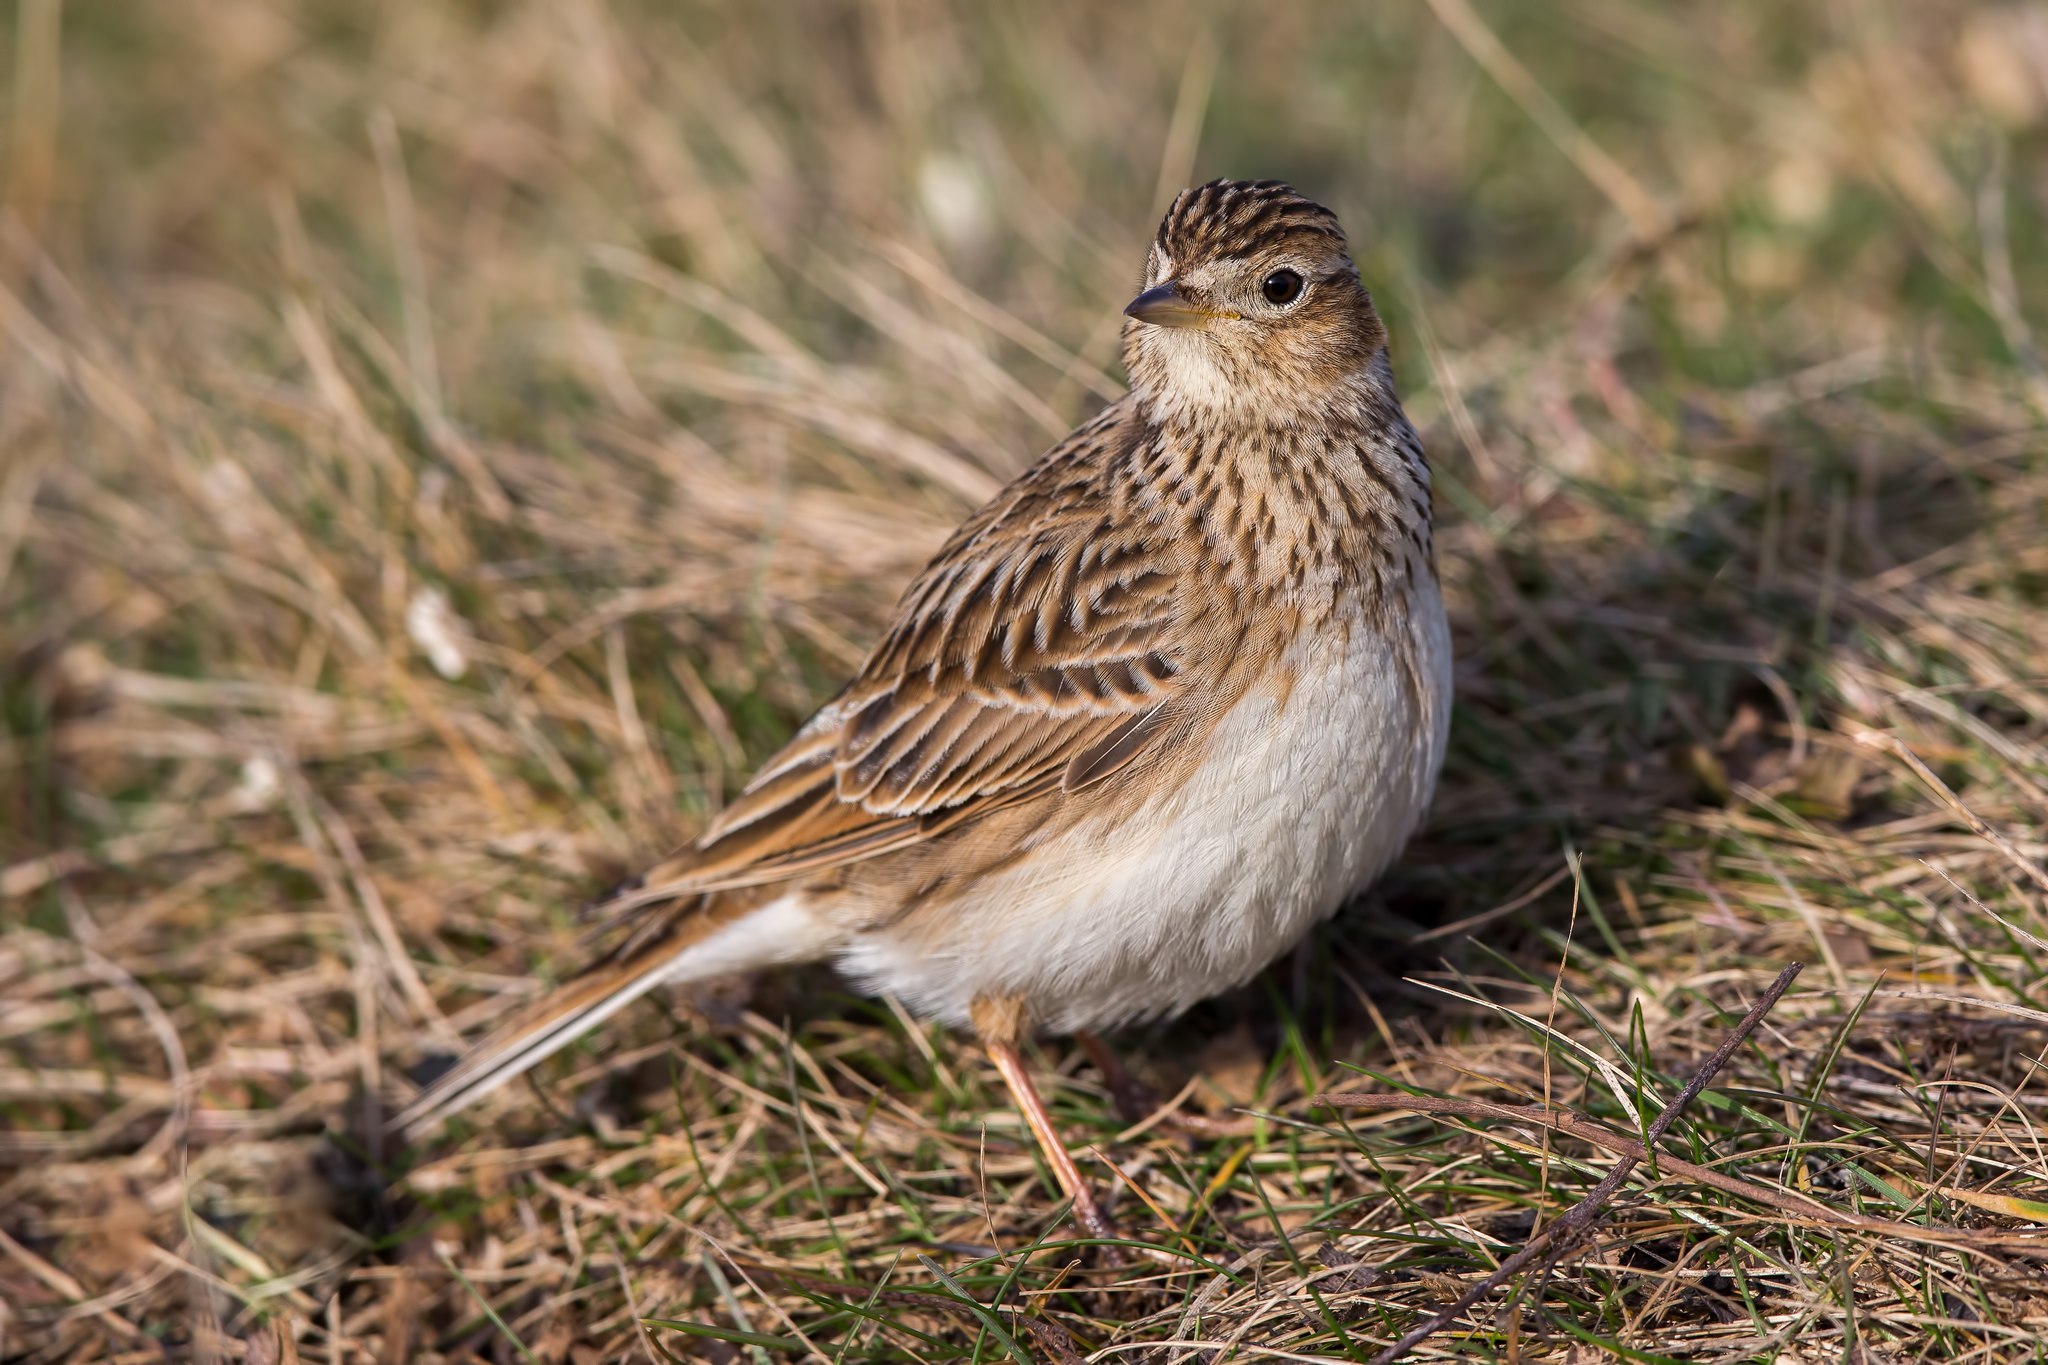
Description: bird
xmin=395 ymin=179 xmax=1452 ymax=1244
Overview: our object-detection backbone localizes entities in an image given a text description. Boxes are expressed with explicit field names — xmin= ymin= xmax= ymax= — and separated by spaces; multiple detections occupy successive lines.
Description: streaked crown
xmin=1153 ymin=179 xmax=1347 ymax=265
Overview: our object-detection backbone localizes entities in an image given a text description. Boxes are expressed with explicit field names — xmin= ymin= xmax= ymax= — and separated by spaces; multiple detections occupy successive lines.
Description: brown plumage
xmin=396 ymin=180 xmax=1452 ymax=1243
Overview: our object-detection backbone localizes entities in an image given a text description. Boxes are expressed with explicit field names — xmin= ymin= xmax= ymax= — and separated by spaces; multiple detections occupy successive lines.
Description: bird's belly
xmin=836 ymin=593 xmax=1452 ymax=1034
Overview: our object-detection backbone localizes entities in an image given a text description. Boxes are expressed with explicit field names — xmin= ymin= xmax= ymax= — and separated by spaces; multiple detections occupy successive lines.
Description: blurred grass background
xmin=4 ymin=0 xmax=2048 ymax=1359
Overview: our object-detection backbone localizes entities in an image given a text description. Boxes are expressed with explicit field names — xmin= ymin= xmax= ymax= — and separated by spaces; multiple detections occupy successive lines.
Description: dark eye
xmin=1261 ymin=269 xmax=1304 ymax=305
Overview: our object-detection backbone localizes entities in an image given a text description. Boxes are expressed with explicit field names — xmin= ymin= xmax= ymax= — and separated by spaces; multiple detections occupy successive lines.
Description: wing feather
xmin=611 ymin=398 xmax=1192 ymax=911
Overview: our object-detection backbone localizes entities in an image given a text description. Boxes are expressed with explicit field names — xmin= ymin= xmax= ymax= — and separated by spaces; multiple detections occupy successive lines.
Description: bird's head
xmin=1121 ymin=179 xmax=1387 ymax=423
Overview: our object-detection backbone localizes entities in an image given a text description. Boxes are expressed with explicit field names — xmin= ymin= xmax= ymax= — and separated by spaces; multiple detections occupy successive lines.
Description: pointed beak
xmin=1123 ymin=280 xmax=1225 ymax=329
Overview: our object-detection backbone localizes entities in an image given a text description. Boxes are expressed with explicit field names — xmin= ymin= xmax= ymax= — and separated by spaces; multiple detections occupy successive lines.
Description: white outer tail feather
xmin=394 ymin=895 xmax=832 ymax=1140
xmin=394 ymin=953 xmax=678 ymax=1139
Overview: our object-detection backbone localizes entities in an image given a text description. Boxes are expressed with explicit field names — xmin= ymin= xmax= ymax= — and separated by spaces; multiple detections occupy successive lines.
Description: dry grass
xmin=5 ymin=1 xmax=2048 ymax=1360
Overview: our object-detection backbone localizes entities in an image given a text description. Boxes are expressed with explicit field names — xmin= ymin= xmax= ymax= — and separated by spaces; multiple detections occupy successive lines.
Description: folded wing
xmin=623 ymin=404 xmax=1191 ymax=905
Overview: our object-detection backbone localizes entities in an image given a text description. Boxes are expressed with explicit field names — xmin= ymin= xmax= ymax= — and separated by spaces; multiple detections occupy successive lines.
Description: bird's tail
xmin=391 ymin=893 xmax=832 ymax=1141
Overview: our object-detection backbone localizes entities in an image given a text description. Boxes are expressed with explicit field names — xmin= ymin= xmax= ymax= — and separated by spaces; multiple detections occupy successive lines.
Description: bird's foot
xmin=1075 ymin=1032 xmax=1261 ymax=1138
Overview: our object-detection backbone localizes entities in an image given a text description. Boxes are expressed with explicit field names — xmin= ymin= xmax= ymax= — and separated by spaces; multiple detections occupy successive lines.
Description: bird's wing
xmin=613 ymin=401 xmax=1191 ymax=911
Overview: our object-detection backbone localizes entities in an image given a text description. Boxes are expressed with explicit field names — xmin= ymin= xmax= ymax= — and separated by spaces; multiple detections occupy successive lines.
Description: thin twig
xmin=1314 ymin=1094 xmax=2021 ymax=1247
xmin=1335 ymin=962 xmax=1803 ymax=1365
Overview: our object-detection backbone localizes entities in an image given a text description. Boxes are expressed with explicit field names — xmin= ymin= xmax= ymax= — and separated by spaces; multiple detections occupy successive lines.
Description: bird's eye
xmin=1261 ymin=269 xmax=1305 ymax=306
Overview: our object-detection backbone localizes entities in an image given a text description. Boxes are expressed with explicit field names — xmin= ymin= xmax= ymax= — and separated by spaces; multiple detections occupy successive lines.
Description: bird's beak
xmin=1123 ymin=280 xmax=1227 ymax=329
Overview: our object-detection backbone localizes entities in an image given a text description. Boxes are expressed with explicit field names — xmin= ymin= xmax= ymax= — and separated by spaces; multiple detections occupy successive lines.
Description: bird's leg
xmin=1073 ymin=1030 xmax=1155 ymax=1127
xmin=971 ymin=997 xmax=1120 ymax=1244
xmin=1074 ymin=1030 xmax=1260 ymax=1138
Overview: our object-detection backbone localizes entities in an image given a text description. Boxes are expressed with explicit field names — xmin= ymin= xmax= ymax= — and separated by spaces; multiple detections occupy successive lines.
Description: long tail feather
xmin=392 ymin=894 xmax=830 ymax=1140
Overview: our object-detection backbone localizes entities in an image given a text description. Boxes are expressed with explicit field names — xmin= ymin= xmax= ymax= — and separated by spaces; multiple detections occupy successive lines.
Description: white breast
xmin=837 ymin=586 xmax=1452 ymax=1034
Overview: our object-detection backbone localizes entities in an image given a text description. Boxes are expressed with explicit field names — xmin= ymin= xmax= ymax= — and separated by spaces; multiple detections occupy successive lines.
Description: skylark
xmin=398 ymin=179 xmax=1452 ymax=1242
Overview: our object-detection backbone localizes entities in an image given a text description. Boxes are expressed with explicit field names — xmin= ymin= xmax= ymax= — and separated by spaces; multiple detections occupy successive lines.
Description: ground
xmin=4 ymin=1 xmax=2048 ymax=1360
